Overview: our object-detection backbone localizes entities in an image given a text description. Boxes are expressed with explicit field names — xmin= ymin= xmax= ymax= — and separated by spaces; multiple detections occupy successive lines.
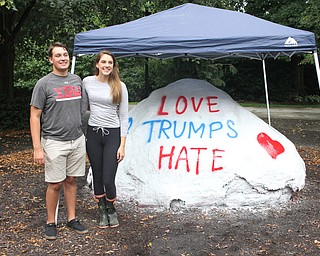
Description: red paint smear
xmin=257 ymin=132 xmax=285 ymax=159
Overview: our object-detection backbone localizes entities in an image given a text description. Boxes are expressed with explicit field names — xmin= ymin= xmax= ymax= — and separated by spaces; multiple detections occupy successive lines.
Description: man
xmin=30 ymin=42 xmax=88 ymax=240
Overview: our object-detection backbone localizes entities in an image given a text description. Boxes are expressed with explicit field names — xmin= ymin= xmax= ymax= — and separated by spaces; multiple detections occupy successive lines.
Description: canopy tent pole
xmin=262 ymin=58 xmax=271 ymax=126
xmin=55 ymin=198 xmax=59 ymax=224
xmin=71 ymin=56 xmax=76 ymax=74
xmin=313 ymin=52 xmax=320 ymax=92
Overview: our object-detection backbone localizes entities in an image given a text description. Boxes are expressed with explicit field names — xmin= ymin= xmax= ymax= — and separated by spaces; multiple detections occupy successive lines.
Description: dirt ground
xmin=0 ymin=117 xmax=319 ymax=256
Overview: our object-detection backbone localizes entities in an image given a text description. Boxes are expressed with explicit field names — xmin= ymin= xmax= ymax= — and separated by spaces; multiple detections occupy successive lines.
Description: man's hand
xmin=34 ymin=147 xmax=45 ymax=165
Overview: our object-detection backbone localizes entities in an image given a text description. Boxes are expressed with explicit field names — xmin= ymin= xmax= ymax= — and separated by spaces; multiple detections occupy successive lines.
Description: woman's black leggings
xmin=86 ymin=125 xmax=120 ymax=200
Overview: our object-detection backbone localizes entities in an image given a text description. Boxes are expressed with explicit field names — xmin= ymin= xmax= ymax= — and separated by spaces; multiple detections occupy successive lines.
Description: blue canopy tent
xmin=72 ymin=3 xmax=320 ymax=125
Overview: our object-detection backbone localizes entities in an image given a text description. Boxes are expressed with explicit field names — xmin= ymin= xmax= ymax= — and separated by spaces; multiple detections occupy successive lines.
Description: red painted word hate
xmin=158 ymin=145 xmax=225 ymax=175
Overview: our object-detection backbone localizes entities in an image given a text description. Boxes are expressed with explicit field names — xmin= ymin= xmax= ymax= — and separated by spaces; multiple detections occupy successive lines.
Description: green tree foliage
xmin=14 ymin=0 xmax=107 ymax=90
xmin=1 ymin=0 xmax=319 ymax=130
xmin=119 ymin=58 xmax=146 ymax=101
xmin=0 ymin=0 xmax=110 ymax=99
xmin=237 ymin=0 xmax=319 ymax=98
xmin=243 ymin=0 xmax=311 ymax=34
xmin=301 ymin=0 xmax=320 ymax=41
xmin=2 ymin=0 xmax=320 ymax=101
xmin=0 ymin=0 xmax=16 ymax=10
xmin=14 ymin=39 xmax=49 ymax=89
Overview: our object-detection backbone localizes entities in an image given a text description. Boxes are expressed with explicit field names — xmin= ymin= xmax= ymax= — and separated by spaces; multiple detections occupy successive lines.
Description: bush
xmin=293 ymin=95 xmax=320 ymax=104
xmin=0 ymin=90 xmax=31 ymax=131
xmin=14 ymin=39 xmax=51 ymax=90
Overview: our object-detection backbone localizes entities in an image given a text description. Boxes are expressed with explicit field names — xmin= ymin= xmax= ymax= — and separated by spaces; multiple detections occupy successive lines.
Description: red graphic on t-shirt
xmin=54 ymin=86 xmax=81 ymax=101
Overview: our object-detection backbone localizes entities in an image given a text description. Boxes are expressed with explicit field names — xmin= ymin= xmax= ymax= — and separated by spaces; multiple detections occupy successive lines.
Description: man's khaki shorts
xmin=41 ymin=135 xmax=86 ymax=183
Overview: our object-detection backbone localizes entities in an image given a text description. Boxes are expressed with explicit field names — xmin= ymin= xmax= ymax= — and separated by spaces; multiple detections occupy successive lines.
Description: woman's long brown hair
xmin=94 ymin=50 xmax=122 ymax=104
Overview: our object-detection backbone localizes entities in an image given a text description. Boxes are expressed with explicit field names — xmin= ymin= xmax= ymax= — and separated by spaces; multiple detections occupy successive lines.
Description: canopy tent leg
xmin=313 ymin=52 xmax=320 ymax=92
xmin=71 ymin=56 xmax=76 ymax=74
xmin=55 ymin=198 xmax=59 ymax=224
xmin=262 ymin=59 xmax=271 ymax=126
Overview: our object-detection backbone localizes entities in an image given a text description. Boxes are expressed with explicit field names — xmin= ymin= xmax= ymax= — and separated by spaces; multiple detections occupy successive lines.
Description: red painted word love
xmin=257 ymin=132 xmax=285 ymax=159
xmin=157 ymin=95 xmax=220 ymax=116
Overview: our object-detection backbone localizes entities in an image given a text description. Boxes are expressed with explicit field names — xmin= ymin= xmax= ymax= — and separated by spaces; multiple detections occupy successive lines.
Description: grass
xmin=239 ymin=102 xmax=320 ymax=108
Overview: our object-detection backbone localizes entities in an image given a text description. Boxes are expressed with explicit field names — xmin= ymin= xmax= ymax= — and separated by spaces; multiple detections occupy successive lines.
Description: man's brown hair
xmin=48 ymin=42 xmax=68 ymax=57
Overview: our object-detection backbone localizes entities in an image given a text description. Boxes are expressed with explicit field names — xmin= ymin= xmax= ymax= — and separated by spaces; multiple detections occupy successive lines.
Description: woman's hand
xmin=117 ymin=146 xmax=125 ymax=162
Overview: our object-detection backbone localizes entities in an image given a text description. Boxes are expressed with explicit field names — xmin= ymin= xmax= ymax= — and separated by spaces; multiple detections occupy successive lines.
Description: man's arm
xmin=30 ymin=106 xmax=44 ymax=164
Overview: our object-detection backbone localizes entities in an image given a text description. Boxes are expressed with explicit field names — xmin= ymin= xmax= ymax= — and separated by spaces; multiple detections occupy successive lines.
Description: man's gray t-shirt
xmin=30 ymin=72 xmax=83 ymax=141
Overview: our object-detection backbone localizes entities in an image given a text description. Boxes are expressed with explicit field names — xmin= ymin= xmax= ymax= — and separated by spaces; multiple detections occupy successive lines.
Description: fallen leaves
xmin=0 ymin=129 xmax=319 ymax=255
xmin=298 ymin=147 xmax=320 ymax=166
xmin=0 ymin=148 xmax=42 ymax=175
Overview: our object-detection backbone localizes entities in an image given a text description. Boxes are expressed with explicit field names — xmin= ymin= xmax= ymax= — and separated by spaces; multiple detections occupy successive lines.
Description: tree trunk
xmin=291 ymin=55 xmax=306 ymax=97
xmin=144 ymin=57 xmax=151 ymax=98
xmin=0 ymin=0 xmax=37 ymax=100
xmin=0 ymin=10 xmax=15 ymax=100
xmin=0 ymin=36 xmax=15 ymax=100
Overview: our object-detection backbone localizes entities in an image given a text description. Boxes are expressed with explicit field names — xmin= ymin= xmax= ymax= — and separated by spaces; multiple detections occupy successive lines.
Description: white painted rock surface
xmin=117 ymin=79 xmax=306 ymax=209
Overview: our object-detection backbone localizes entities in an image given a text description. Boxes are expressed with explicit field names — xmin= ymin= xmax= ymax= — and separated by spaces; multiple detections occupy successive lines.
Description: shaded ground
xmin=0 ymin=117 xmax=319 ymax=256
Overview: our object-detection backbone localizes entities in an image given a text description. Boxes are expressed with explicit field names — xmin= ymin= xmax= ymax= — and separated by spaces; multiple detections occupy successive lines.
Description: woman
xmin=83 ymin=51 xmax=129 ymax=228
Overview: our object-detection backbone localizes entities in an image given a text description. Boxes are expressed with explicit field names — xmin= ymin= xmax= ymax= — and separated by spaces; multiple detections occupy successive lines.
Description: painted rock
xmin=117 ymin=79 xmax=305 ymax=208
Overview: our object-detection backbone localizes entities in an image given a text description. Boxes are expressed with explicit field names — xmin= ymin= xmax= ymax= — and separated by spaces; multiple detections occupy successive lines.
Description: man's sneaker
xmin=45 ymin=223 xmax=57 ymax=240
xmin=67 ymin=219 xmax=88 ymax=234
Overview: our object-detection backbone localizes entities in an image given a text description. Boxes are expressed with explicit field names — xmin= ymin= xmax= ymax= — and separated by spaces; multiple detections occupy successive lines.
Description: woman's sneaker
xmin=67 ymin=219 xmax=88 ymax=234
xmin=45 ymin=223 xmax=57 ymax=240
